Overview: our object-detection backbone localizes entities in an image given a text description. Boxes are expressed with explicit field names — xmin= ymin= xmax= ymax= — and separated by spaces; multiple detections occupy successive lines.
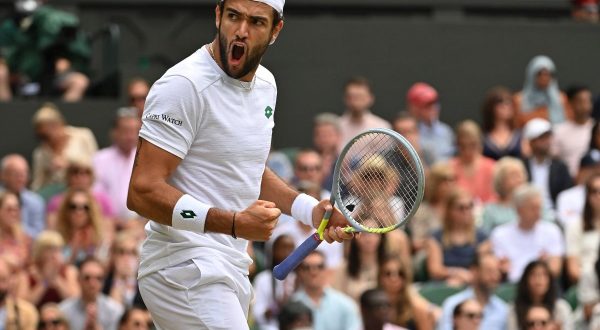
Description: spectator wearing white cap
xmin=521 ymin=118 xmax=573 ymax=216
xmin=406 ymin=82 xmax=455 ymax=162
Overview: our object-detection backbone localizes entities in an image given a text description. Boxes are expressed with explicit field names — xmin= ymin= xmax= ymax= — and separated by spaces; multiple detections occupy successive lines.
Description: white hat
xmin=253 ymin=0 xmax=284 ymax=17
xmin=524 ymin=118 xmax=552 ymax=140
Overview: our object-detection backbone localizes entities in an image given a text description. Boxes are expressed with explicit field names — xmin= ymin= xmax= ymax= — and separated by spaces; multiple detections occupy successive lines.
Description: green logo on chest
xmin=264 ymin=106 xmax=273 ymax=119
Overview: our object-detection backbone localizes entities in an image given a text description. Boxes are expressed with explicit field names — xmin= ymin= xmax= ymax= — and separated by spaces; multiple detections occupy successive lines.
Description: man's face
xmin=113 ymin=117 xmax=142 ymax=153
xmin=571 ymin=90 xmax=593 ymax=119
xmin=128 ymin=82 xmax=149 ymax=115
xmin=517 ymin=196 xmax=542 ymax=229
xmin=215 ymin=0 xmax=283 ymax=80
xmin=530 ymin=133 xmax=552 ymax=157
xmin=475 ymin=255 xmax=501 ymax=292
xmin=313 ymin=123 xmax=340 ymax=153
xmin=344 ymin=84 xmax=373 ymax=115
xmin=294 ymin=152 xmax=323 ymax=184
xmin=79 ymin=261 xmax=105 ymax=300
xmin=393 ymin=118 xmax=419 ymax=148
xmin=297 ymin=253 xmax=327 ymax=291
xmin=1 ymin=157 xmax=29 ymax=192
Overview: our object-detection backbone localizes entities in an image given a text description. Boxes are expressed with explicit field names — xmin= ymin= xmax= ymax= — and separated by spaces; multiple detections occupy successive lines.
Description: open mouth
xmin=231 ymin=43 xmax=246 ymax=63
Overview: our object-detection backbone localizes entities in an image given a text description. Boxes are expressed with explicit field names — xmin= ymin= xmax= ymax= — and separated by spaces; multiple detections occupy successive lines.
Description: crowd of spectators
xmin=1 ymin=42 xmax=600 ymax=330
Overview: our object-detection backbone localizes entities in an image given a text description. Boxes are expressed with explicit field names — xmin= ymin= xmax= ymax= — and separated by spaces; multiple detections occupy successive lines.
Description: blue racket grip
xmin=273 ymin=232 xmax=323 ymax=280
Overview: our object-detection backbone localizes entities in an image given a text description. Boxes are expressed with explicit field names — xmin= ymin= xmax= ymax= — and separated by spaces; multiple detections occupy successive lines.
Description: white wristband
xmin=172 ymin=194 xmax=211 ymax=233
xmin=291 ymin=193 xmax=320 ymax=227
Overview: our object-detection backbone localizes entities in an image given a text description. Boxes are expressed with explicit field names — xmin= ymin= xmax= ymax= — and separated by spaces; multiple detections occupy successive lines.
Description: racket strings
xmin=337 ymin=132 xmax=421 ymax=230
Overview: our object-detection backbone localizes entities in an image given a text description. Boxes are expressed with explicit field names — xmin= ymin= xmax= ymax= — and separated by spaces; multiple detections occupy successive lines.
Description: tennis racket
xmin=273 ymin=128 xmax=425 ymax=280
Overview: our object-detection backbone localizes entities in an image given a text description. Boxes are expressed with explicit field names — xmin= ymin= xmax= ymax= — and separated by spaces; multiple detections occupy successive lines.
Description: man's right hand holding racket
xmin=312 ymin=200 xmax=355 ymax=243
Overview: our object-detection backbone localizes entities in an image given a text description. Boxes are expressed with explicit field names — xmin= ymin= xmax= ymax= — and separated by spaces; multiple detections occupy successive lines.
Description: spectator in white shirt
xmin=490 ymin=184 xmax=565 ymax=282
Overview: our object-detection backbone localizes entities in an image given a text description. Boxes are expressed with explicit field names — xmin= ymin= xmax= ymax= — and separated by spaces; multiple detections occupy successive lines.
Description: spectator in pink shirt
xmin=93 ymin=107 xmax=142 ymax=226
xmin=448 ymin=120 xmax=497 ymax=204
xmin=338 ymin=77 xmax=390 ymax=150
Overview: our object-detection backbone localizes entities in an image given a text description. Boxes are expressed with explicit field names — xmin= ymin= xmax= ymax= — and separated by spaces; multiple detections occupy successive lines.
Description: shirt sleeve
xmin=565 ymin=221 xmax=582 ymax=257
xmin=545 ymin=223 xmax=565 ymax=256
xmin=139 ymin=75 xmax=203 ymax=159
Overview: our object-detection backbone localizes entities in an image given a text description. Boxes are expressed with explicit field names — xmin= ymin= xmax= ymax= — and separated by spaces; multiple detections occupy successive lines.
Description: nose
xmin=236 ymin=20 xmax=249 ymax=39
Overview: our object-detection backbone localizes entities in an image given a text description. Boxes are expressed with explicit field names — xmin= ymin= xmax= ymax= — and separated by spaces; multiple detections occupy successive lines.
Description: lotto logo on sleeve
xmin=264 ymin=106 xmax=273 ymax=119
xmin=180 ymin=210 xmax=197 ymax=219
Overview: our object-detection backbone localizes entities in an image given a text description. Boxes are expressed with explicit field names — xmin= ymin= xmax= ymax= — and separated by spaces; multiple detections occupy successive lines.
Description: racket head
xmin=330 ymin=128 xmax=425 ymax=234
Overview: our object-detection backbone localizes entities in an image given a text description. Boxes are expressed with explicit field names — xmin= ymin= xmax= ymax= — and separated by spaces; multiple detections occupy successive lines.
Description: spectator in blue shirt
xmin=0 ymin=154 xmax=45 ymax=238
xmin=406 ymin=82 xmax=455 ymax=162
xmin=438 ymin=253 xmax=508 ymax=330
xmin=291 ymin=250 xmax=362 ymax=330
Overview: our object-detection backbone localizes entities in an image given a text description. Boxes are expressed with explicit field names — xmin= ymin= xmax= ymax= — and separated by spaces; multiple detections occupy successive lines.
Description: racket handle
xmin=273 ymin=233 xmax=323 ymax=280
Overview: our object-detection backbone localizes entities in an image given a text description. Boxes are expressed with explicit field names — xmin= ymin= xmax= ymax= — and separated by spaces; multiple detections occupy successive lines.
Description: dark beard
xmin=218 ymin=29 xmax=269 ymax=79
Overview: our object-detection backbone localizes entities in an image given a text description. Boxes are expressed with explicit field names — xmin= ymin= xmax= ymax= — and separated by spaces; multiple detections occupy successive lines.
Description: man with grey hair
xmin=93 ymin=107 xmax=142 ymax=225
xmin=0 ymin=153 xmax=45 ymax=237
xmin=490 ymin=184 xmax=564 ymax=282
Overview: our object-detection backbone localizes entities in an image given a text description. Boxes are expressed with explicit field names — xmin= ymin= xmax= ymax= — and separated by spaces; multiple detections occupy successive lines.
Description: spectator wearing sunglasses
xmin=126 ymin=78 xmax=150 ymax=118
xmin=46 ymin=160 xmax=115 ymax=230
xmin=426 ymin=188 xmax=490 ymax=287
xmin=522 ymin=305 xmax=554 ymax=330
xmin=118 ymin=307 xmax=153 ymax=330
xmin=54 ymin=189 xmax=110 ymax=266
xmin=452 ymin=299 xmax=483 ymax=330
xmin=378 ymin=254 xmax=435 ymax=330
xmin=290 ymin=250 xmax=362 ymax=330
xmin=59 ymin=257 xmax=123 ymax=330
xmin=102 ymin=231 xmax=144 ymax=309
xmin=38 ymin=303 xmax=70 ymax=330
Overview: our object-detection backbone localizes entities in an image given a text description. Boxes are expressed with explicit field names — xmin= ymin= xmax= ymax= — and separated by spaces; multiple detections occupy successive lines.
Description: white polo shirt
xmin=137 ymin=46 xmax=277 ymax=278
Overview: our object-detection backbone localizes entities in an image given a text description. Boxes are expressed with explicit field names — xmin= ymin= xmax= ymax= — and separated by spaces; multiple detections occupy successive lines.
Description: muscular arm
xmin=127 ymin=138 xmax=280 ymax=240
xmin=127 ymin=138 xmax=185 ymax=225
xmin=259 ymin=167 xmax=298 ymax=216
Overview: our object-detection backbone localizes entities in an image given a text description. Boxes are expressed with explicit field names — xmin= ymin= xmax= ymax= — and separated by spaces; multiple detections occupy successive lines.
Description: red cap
xmin=406 ymin=82 xmax=438 ymax=107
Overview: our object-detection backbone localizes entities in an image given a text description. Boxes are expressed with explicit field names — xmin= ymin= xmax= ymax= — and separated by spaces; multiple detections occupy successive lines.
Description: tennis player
xmin=126 ymin=0 xmax=354 ymax=328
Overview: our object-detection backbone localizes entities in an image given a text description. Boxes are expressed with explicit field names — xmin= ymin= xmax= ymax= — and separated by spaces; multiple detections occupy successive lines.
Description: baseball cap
xmin=523 ymin=118 xmax=552 ymax=140
xmin=406 ymin=82 xmax=438 ymax=107
xmin=253 ymin=0 xmax=284 ymax=18
xmin=580 ymin=149 xmax=600 ymax=168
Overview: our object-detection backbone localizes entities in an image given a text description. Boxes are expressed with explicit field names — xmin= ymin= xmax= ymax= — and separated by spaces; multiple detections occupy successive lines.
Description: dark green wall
xmin=0 ymin=3 xmax=599 ymax=160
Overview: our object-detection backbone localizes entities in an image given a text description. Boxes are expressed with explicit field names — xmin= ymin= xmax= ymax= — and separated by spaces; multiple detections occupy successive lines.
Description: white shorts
xmin=139 ymin=258 xmax=253 ymax=330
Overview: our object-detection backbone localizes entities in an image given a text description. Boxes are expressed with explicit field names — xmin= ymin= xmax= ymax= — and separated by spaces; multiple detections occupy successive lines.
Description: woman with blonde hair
xmin=481 ymin=157 xmax=528 ymax=234
xmin=0 ymin=191 xmax=31 ymax=269
xmin=55 ymin=188 xmax=110 ymax=265
xmin=449 ymin=120 xmax=497 ymax=204
xmin=378 ymin=254 xmax=434 ymax=330
xmin=103 ymin=230 xmax=144 ymax=308
xmin=17 ymin=230 xmax=79 ymax=308
xmin=425 ymin=188 xmax=490 ymax=286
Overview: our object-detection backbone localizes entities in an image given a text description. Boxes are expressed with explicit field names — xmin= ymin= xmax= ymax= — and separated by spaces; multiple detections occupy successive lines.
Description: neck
xmin=533 ymin=154 xmax=547 ymax=163
xmin=349 ymin=110 xmax=365 ymax=121
xmin=474 ymin=285 xmax=491 ymax=305
xmin=360 ymin=252 xmax=377 ymax=267
xmin=82 ymin=294 xmax=96 ymax=304
xmin=493 ymin=121 xmax=511 ymax=130
xmin=518 ymin=221 xmax=535 ymax=231
xmin=573 ymin=115 xmax=589 ymax=125
xmin=305 ymin=286 xmax=324 ymax=303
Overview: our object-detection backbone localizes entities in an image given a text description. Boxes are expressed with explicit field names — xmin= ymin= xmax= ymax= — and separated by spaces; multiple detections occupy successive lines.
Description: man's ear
xmin=215 ymin=4 xmax=221 ymax=29
xmin=269 ymin=20 xmax=284 ymax=45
